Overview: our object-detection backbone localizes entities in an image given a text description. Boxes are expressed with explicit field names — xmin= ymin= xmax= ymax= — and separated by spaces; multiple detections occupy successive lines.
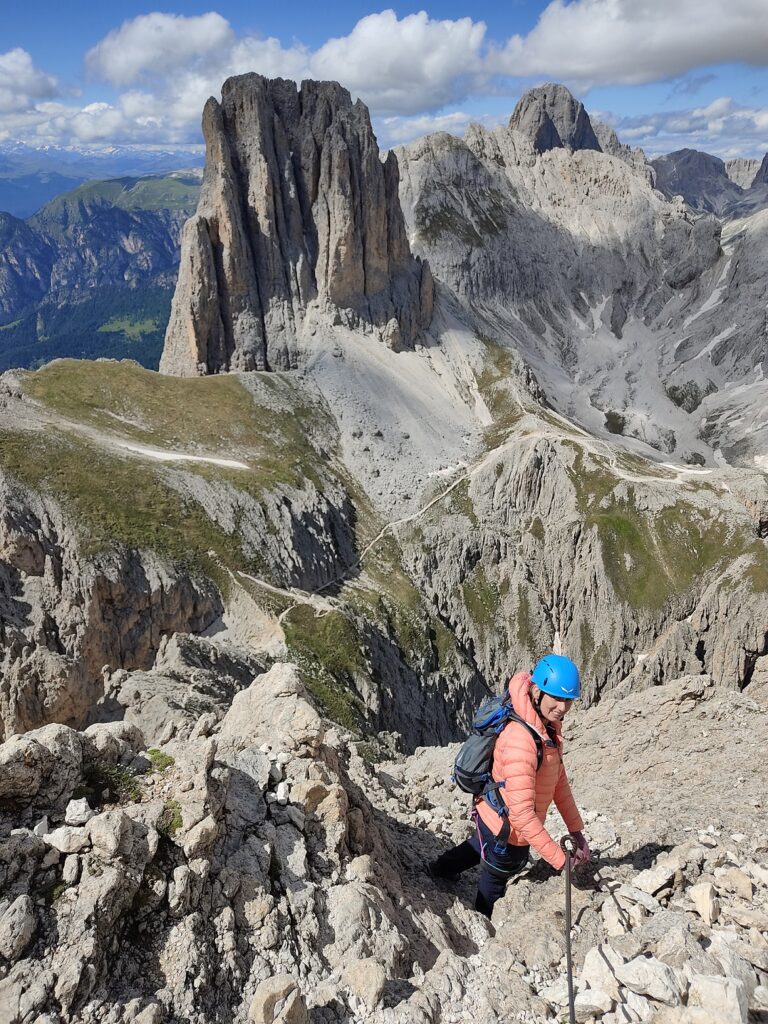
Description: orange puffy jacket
xmin=475 ymin=671 xmax=584 ymax=871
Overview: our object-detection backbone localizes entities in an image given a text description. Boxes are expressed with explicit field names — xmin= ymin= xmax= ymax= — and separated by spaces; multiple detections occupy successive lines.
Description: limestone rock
xmin=687 ymin=975 xmax=748 ymax=1024
xmin=508 ymin=83 xmax=601 ymax=154
xmin=633 ymin=863 xmax=676 ymax=897
xmin=248 ymin=975 xmax=308 ymax=1024
xmin=64 ymin=798 xmax=95 ymax=827
xmin=342 ymin=957 xmax=387 ymax=1008
xmin=161 ymin=74 xmax=433 ymax=376
xmin=574 ymin=988 xmax=613 ymax=1021
xmin=43 ymin=826 xmax=90 ymax=855
xmin=0 ymin=725 xmax=84 ymax=807
xmin=615 ymin=955 xmax=686 ymax=1006
xmin=580 ymin=943 xmax=625 ymax=1000
xmin=217 ymin=663 xmax=322 ymax=755
xmin=716 ymin=867 xmax=753 ymax=901
xmin=0 ymin=895 xmax=36 ymax=960
xmin=689 ymin=881 xmax=720 ymax=925
xmin=725 ymin=157 xmax=761 ymax=189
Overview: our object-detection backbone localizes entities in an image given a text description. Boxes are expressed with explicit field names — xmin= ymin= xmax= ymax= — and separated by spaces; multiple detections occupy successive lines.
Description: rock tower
xmin=161 ymin=74 xmax=433 ymax=375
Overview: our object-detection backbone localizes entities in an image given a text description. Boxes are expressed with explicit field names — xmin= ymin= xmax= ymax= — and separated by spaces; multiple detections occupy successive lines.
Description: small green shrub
xmin=158 ymin=799 xmax=183 ymax=837
xmin=147 ymin=748 xmax=175 ymax=772
xmin=83 ymin=763 xmax=142 ymax=803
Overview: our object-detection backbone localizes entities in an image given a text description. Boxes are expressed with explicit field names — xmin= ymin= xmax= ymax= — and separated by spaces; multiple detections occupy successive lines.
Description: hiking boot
xmin=427 ymin=860 xmax=461 ymax=884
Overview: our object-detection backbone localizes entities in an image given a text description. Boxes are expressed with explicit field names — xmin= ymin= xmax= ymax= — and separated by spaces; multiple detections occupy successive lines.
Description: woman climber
xmin=430 ymin=654 xmax=591 ymax=917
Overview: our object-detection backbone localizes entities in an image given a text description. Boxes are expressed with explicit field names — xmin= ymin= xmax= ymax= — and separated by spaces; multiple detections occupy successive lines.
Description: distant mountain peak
xmin=508 ymin=82 xmax=601 ymax=154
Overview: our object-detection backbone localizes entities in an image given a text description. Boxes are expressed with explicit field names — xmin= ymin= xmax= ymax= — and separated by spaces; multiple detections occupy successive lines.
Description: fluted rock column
xmin=161 ymin=74 xmax=433 ymax=376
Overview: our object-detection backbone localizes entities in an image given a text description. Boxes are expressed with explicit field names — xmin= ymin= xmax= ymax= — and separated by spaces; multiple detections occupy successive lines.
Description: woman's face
xmin=536 ymin=689 xmax=574 ymax=723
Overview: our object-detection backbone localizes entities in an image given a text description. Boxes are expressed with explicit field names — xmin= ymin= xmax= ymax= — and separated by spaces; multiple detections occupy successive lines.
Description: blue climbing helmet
xmin=531 ymin=654 xmax=581 ymax=699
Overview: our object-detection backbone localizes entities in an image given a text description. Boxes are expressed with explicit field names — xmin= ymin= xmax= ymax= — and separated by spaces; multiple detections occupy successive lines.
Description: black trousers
xmin=432 ymin=812 xmax=529 ymax=917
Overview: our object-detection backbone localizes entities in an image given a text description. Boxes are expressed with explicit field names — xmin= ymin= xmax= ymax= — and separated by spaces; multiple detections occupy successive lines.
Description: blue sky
xmin=2 ymin=2 xmax=768 ymax=158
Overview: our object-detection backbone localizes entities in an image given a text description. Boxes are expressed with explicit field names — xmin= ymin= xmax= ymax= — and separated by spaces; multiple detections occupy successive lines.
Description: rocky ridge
xmin=161 ymin=75 xmax=433 ymax=376
xmin=0 ymin=176 xmax=198 ymax=323
xmin=1 ymin=654 xmax=767 ymax=1024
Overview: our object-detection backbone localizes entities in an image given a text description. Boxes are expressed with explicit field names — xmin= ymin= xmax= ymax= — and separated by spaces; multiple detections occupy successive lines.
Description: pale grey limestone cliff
xmin=397 ymin=120 xmax=720 ymax=348
xmin=725 ymin=157 xmax=761 ymax=189
xmin=752 ymin=152 xmax=768 ymax=185
xmin=161 ymin=74 xmax=433 ymax=376
xmin=652 ymin=149 xmax=747 ymax=215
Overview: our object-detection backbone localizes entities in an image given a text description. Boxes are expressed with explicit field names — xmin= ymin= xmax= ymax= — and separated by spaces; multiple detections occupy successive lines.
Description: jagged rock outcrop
xmin=0 ymin=213 xmax=55 ymax=320
xmin=398 ymin=432 xmax=768 ymax=703
xmin=753 ymin=152 xmax=768 ymax=186
xmin=508 ymin=83 xmax=601 ymax=154
xmin=396 ymin=113 xmax=720 ymax=356
xmin=161 ymin=74 xmax=433 ymax=376
xmin=0 ymin=476 xmax=221 ymax=741
xmin=0 ymin=180 xmax=196 ymax=325
xmin=652 ymin=149 xmax=747 ymax=215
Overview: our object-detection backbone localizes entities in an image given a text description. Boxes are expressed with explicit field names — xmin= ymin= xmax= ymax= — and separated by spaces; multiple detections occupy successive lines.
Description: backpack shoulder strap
xmin=504 ymin=707 xmax=544 ymax=770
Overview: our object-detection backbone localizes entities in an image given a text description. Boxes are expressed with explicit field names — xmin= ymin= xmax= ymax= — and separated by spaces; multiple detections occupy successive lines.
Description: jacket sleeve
xmin=500 ymin=741 xmax=566 ymax=871
xmin=553 ymin=761 xmax=584 ymax=834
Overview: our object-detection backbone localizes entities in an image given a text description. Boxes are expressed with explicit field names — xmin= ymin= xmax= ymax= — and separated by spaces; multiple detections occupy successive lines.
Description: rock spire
xmin=508 ymin=82 xmax=601 ymax=154
xmin=161 ymin=74 xmax=433 ymax=376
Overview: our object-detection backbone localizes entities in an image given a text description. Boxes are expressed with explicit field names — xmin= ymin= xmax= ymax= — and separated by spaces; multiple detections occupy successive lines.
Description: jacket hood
xmin=507 ymin=670 xmax=562 ymax=740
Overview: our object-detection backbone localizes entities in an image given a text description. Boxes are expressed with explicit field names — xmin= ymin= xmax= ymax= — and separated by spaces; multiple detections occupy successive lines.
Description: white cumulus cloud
xmin=378 ymin=110 xmax=504 ymax=146
xmin=85 ymin=12 xmax=234 ymax=86
xmin=0 ymin=48 xmax=58 ymax=115
xmin=309 ymin=11 xmax=487 ymax=115
xmin=492 ymin=0 xmax=768 ymax=89
xmin=607 ymin=97 xmax=768 ymax=158
xmin=4 ymin=7 xmax=768 ymax=156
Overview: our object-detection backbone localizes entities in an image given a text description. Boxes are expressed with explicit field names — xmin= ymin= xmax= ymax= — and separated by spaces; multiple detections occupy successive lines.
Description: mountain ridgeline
xmin=0 ymin=173 xmax=200 ymax=370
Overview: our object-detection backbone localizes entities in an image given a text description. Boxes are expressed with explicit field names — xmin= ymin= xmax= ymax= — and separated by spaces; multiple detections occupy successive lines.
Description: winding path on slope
xmin=232 ymin=416 xmax=716 ymax=617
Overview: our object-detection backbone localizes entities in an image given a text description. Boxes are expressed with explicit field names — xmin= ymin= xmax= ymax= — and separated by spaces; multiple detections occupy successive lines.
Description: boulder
xmin=217 ymin=664 xmax=322 ymax=756
xmin=689 ymin=881 xmax=720 ymax=925
xmin=0 ymin=725 xmax=83 ymax=807
xmin=687 ymin=975 xmax=748 ymax=1024
xmin=248 ymin=974 xmax=308 ymax=1024
xmin=65 ymin=798 xmax=96 ymax=826
xmin=716 ymin=867 xmax=753 ymax=901
xmin=580 ymin=943 xmax=625 ymax=1000
xmin=574 ymin=988 xmax=613 ymax=1021
xmin=633 ymin=863 xmax=676 ymax=897
xmin=43 ymin=826 xmax=91 ymax=855
xmin=615 ymin=955 xmax=686 ymax=1006
xmin=342 ymin=957 xmax=387 ymax=1008
xmin=0 ymin=895 xmax=36 ymax=960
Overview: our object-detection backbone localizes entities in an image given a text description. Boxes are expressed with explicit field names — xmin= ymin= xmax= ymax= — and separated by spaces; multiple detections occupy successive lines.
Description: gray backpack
xmin=451 ymin=694 xmax=544 ymax=795
xmin=451 ymin=694 xmax=545 ymax=848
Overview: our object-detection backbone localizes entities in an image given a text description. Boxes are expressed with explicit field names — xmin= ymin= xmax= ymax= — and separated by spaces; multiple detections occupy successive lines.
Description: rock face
xmin=652 ymin=149 xmax=747 ymax=215
xmin=161 ymin=74 xmax=433 ymax=376
xmin=0 ymin=475 xmax=221 ymax=741
xmin=725 ymin=157 xmax=761 ymax=189
xmin=0 ymin=180 xmax=196 ymax=325
xmin=753 ymin=152 xmax=768 ymax=186
xmin=508 ymin=83 xmax=602 ymax=154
